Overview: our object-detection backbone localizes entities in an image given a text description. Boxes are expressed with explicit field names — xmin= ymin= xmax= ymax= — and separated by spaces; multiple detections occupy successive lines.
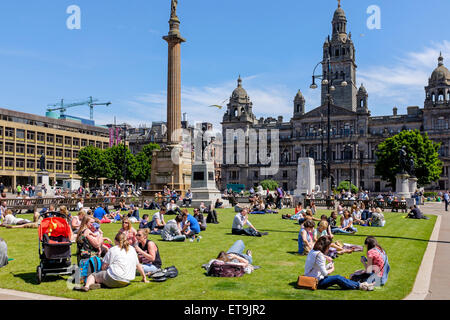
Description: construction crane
xmin=47 ymin=96 xmax=112 ymax=120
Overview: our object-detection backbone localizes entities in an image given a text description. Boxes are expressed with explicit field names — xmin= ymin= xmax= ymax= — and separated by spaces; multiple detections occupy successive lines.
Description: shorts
xmin=93 ymin=271 xmax=129 ymax=288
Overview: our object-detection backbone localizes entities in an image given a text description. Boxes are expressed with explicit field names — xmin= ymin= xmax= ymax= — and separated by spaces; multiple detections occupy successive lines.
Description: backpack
xmin=79 ymin=256 xmax=102 ymax=284
xmin=150 ymin=266 xmax=179 ymax=282
xmin=207 ymin=260 xmax=245 ymax=278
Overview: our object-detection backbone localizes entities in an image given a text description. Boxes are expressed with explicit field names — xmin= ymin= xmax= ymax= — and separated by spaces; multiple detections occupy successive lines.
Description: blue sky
xmin=0 ymin=0 xmax=449 ymax=130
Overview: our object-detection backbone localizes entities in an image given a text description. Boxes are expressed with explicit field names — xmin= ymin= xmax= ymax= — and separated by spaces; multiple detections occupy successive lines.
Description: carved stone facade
xmin=221 ymin=4 xmax=450 ymax=193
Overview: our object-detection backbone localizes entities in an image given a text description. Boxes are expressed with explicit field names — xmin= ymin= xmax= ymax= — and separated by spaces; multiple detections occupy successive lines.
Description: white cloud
xmin=358 ymin=41 xmax=450 ymax=113
xmin=106 ymin=75 xmax=298 ymax=130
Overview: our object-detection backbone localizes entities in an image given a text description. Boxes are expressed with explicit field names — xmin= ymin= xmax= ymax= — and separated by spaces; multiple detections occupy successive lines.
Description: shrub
xmin=336 ymin=181 xmax=358 ymax=194
xmin=260 ymin=179 xmax=279 ymax=191
xmin=423 ymin=192 xmax=437 ymax=198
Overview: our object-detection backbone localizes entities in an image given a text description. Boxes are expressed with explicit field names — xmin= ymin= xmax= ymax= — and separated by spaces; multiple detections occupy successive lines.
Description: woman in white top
xmin=340 ymin=210 xmax=357 ymax=233
xmin=304 ymin=236 xmax=373 ymax=291
xmin=75 ymin=232 xmax=148 ymax=292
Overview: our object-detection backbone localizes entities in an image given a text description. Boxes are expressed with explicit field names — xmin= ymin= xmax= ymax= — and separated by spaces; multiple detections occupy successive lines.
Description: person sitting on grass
xmin=406 ymin=205 xmax=429 ymax=220
xmin=340 ymin=210 xmax=357 ymax=233
xmin=161 ymin=215 xmax=186 ymax=242
xmin=328 ymin=211 xmax=354 ymax=235
xmin=93 ymin=204 xmax=111 ymax=224
xmin=139 ymin=214 xmax=150 ymax=230
xmin=127 ymin=204 xmax=140 ymax=222
xmin=149 ymin=207 xmax=166 ymax=235
xmin=215 ymin=198 xmax=223 ymax=209
xmin=182 ymin=189 xmax=193 ymax=207
xmin=74 ymin=232 xmax=148 ymax=292
xmin=71 ymin=210 xmax=86 ymax=240
xmin=76 ymin=216 xmax=105 ymax=262
xmin=369 ymin=208 xmax=386 ymax=226
xmin=135 ymin=228 xmax=162 ymax=275
xmin=193 ymin=208 xmax=207 ymax=231
xmin=231 ymin=208 xmax=268 ymax=237
xmin=298 ymin=220 xmax=317 ymax=255
xmin=166 ymin=200 xmax=182 ymax=216
xmin=350 ymin=236 xmax=390 ymax=286
xmin=118 ymin=217 xmax=138 ymax=247
xmin=181 ymin=209 xmax=202 ymax=242
xmin=200 ymin=202 xmax=219 ymax=224
xmin=352 ymin=205 xmax=366 ymax=226
xmin=0 ymin=237 xmax=8 ymax=268
xmin=304 ymin=236 xmax=374 ymax=291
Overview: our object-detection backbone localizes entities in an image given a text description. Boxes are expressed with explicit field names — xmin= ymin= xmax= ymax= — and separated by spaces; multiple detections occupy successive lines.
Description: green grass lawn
xmin=0 ymin=208 xmax=436 ymax=300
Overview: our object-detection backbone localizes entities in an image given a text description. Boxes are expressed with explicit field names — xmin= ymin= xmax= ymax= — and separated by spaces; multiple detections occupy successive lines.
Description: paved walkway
xmin=404 ymin=201 xmax=450 ymax=300
xmin=422 ymin=202 xmax=450 ymax=300
xmin=0 ymin=288 xmax=70 ymax=300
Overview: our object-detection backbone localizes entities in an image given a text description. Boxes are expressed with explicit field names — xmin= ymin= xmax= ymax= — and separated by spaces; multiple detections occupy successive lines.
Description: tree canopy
xmin=76 ymin=143 xmax=160 ymax=184
xmin=375 ymin=130 xmax=442 ymax=188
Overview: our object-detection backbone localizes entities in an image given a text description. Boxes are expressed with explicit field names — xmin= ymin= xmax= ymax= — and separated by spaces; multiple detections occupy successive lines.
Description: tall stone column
xmin=163 ymin=7 xmax=186 ymax=144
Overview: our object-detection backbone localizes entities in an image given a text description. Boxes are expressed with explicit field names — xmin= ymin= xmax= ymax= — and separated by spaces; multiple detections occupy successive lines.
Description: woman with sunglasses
xmin=135 ymin=229 xmax=162 ymax=275
xmin=118 ymin=217 xmax=137 ymax=247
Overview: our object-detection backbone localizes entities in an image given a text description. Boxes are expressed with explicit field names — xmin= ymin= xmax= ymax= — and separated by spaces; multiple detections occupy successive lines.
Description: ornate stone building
xmin=221 ymin=4 xmax=450 ymax=193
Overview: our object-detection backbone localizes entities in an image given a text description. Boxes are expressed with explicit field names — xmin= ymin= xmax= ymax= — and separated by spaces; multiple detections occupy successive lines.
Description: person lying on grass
xmin=203 ymin=240 xmax=258 ymax=274
xmin=74 ymin=232 xmax=148 ymax=292
xmin=317 ymin=221 xmax=354 ymax=255
xmin=0 ymin=209 xmax=31 ymax=227
xmin=304 ymin=236 xmax=374 ymax=291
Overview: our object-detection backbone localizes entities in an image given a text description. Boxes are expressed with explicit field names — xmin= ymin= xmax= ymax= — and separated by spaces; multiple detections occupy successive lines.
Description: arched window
xmin=438 ymin=91 xmax=444 ymax=101
xmin=360 ymin=99 xmax=364 ymax=108
xmin=234 ymin=108 xmax=238 ymax=117
xmin=432 ymin=93 xmax=436 ymax=103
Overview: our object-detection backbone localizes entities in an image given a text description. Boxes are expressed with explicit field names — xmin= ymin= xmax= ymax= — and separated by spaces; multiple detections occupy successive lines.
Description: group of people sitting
xmin=304 ymin=235 xmax=389 ymax=291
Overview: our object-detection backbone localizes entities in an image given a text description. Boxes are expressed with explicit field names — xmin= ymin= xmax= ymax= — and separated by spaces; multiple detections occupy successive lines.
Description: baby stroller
xmin=36 ymin=212 xmax=76 ymax=284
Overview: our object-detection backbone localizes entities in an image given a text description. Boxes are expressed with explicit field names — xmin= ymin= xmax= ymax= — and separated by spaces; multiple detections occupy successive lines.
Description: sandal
xmin=246 ymin=250 xmax=252 ymax=257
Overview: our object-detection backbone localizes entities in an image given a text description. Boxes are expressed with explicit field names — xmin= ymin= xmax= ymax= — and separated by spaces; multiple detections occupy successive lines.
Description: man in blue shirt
xmin=181 ymin=209 xmax=201 ymax=241
xmin=93 ymin=205 xmax=107 ymax=220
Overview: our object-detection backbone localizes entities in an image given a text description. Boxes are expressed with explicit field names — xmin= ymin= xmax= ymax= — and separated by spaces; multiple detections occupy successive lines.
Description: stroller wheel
xmin=36 ymin=266 xmax=43 ymax=284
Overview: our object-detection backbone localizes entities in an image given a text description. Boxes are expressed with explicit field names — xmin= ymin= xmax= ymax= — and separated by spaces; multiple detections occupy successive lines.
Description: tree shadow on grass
xmin=338 ymin=233 xmax=450 ymax=244
xmin=10 ymin=272 xmax=66 ymax=285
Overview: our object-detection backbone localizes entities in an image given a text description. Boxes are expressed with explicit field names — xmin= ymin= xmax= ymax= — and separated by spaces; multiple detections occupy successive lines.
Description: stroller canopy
xmin=39 ymin=217 xmax=72 ymax=241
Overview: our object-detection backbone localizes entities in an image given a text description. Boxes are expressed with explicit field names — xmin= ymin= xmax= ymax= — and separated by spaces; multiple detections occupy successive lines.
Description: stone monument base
xmin=150 ymin=144 xmax=192 ymax=193
xmin=191 ymin=162 xmax=229 ymax=208
xmin=396 ymin=173 xmax=411 ymax=199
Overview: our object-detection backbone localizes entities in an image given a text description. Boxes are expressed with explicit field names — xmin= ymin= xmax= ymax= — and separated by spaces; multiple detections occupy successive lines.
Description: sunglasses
xmin=136 ymin=234 xmax=143 ymax=237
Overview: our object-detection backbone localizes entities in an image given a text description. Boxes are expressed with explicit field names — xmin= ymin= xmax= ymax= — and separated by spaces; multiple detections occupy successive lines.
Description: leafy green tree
xmin=132 ymin=143 xmax=160 ymax=183
xmin=104 ymin=144 xmax=137 ymax=183
xmin=76 ymin=146 xmax=110 ymax=184
xmin=336 ymin=181 xmax=358 ymax=194
xmin=260 ymin=179 xmax=279 ymax=191
xmin=375 ymin=130 xmax=442 ymax=188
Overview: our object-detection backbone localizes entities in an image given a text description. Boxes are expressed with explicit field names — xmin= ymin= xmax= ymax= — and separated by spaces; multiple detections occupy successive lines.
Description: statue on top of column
xmin=171 ymin=0 xmax=178 ymax=18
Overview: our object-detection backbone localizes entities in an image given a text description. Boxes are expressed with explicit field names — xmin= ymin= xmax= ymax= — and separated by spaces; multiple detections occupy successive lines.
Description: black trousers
xmin=231 ymin=228 xmax=260 ymax=237
xmin=206 ymin=209 xmax=219 ymax=223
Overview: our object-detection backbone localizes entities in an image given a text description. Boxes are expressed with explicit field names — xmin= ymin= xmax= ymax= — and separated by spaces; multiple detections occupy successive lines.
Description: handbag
xmin=296 ymin=276 xmax=318 ymax=290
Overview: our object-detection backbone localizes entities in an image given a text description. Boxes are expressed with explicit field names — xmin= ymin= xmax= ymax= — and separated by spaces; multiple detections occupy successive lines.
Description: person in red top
xmin=350 ymin=236 xmax=387 ymax=283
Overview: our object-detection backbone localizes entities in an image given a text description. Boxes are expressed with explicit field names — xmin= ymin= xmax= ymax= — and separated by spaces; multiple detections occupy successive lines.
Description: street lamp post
xmin=344 ymin=143 xmax=353 ymax=190
xmin=310 ymin=35 xmax=348 ymax=198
